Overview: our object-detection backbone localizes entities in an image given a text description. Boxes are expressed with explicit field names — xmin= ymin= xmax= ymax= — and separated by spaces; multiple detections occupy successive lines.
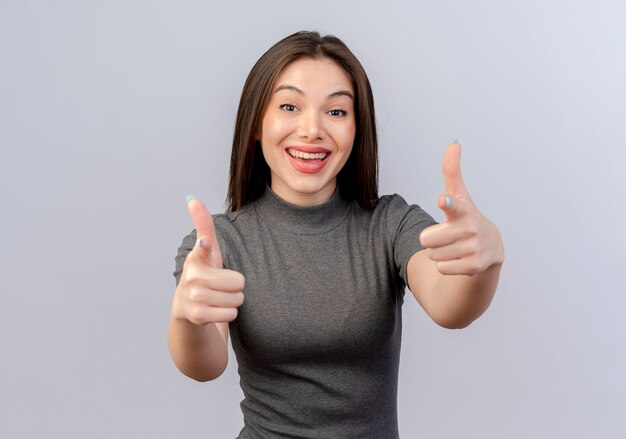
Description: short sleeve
xmin=386 ymin=194 xmax=438 ymax=285
xmin=173 ymin=229 xmax=197 ymax=286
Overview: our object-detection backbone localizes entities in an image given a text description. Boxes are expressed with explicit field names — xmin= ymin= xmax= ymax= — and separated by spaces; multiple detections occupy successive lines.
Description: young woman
xmin=169 ymin=31 xmax=504 ymax=438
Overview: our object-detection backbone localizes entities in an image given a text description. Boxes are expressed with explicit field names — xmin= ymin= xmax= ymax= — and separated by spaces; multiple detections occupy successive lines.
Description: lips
xmin=287 ymin=149 xmax=328 ymax=160
xmin=285 ymin=146 xmax=332 ymax=174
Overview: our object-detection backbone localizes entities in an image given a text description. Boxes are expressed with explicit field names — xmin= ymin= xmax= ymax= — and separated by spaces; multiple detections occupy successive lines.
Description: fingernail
xmin=452 ymin=138 xmax=462 ymax=146
xmin=186 ymin=194 xmax=196 ymax=204
xmin=445 ymin=195 xmax=452 ymax=208
xmin=196 ymin=238 xmax=203 ymax=249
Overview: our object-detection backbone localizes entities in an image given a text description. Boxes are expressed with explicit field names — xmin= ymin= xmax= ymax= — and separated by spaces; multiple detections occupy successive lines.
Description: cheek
xmin=262 ymin=115 xmax=291 ymax=146
xmin=338 ymin=122 xmax=356 ymax=149
xmin=260 ymin=121 xmax=288 ymax=166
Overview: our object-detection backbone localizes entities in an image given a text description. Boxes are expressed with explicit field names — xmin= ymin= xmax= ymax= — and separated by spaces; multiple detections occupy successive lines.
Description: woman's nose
xmin=297 ymin=111 xmax=323 ymax=141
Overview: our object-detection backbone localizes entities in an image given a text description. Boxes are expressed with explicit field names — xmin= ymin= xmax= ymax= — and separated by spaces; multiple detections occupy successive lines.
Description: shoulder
xmin=212 ymin=203 xmax=256 ymax=235
xmin=376 ymin=193 xmax=411 ymax=211
xmin=373 ymin=193 xmax=432 ymax=222
xmin=371 ymin=194 xmax=438 ymax=240
xmin=211 ymin=204 xmax=261 ymax=259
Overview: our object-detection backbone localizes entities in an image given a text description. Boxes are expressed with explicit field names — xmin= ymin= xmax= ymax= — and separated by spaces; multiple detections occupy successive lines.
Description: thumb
xmin=437 ymin=193 xmax=463 ymax=222
xmin=442 ymin=140 xmax=469 ymax=199
xmin=186 ymin=195 xmax=223 ymax=268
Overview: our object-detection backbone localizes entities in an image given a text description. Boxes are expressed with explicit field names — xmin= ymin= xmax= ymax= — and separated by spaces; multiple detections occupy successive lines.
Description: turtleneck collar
xmin=253 ymin=186 xmax=352 ymax=235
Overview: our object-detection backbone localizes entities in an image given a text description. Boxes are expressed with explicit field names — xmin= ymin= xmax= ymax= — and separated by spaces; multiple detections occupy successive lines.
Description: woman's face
xmin=259 ymin=57 xmax=356 ymax=206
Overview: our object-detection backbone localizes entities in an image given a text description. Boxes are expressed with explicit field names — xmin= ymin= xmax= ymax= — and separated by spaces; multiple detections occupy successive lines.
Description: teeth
xmin=288 ymin=149 xmax=328 ymax=160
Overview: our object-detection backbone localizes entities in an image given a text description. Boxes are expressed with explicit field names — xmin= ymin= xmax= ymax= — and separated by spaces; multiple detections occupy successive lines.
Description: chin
xmin=288 ymin=179 xmax=331 ymax=195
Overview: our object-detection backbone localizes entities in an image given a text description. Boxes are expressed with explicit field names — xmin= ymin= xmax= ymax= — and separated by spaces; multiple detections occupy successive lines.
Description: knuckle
xmin=466 ymin=238 xmax=480 ymax=256
xmin=188 ymin=286 xmax=203 ymax=302
xmin=189 ymin=305 xmax=202 ymax=320
xmin=225 ymin=308 xmax=238 ymax=322
xmin=182 ymin=252 xmax=194 ymax=269
xmin=466 ymin=257 xmax=483 ymax=274
xmin=469 ymin=223 xmax=480 ymax=236
xmin=463 ymin=224 xmax=479 ymax=238
xmin=236 ymin=273 xmax=246 ymax=290
xmin=190 ymin=304 xmax=205 ymax=320
xmin=436 ymin=261 xmax=448 ymax=275
xmin=236 ymin=292 xmax=245 ymax=306
xmin=188 ymin=306 xmax=206 ymax=324
xmin=181 ymin=264 xmax=201 ymax=285
xmin=180 ymin=269 xmax=192 ymax=285
xmin=419 ymin=231 xmax=429 ymax=247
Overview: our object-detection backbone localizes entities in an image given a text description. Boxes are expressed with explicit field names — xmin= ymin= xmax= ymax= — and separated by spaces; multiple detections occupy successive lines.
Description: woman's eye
xmin=329 ymin=109 xmax=347 ymax=117
xmin=279 ymin=104 xmax=297 ymax=112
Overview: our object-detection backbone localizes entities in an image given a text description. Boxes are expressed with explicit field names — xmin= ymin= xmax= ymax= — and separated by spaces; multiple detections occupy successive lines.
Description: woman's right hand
xmin=172 ymin=197 xmax=245 ymax=325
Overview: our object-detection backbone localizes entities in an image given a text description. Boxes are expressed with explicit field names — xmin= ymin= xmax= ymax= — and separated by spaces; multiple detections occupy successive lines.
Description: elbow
xmin=172 ymin=353 xmax=228 ymax=382
xmin=427 ymin=303 xmax=491 ymax=330
xmin=187 ymin=373 xmax=221 ymax=383
xmin=182 ymin=363 xmax=227 ymax=382
xmin=436 ymin=319 xmax=473 ymax=330
xmin=429 ymin=311 xmax=477 ymax=330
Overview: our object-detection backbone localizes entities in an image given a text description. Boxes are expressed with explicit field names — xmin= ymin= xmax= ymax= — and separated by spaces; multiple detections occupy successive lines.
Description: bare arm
xmin=407 ymin=252 xmax=501 ymax=328
xmin=408 ymin=142 xmax=504 ymax=328
xmin=168 ymin=317 xmax=229 ymax=381
xmin=167 ymin=197 xmax=245 ymax=381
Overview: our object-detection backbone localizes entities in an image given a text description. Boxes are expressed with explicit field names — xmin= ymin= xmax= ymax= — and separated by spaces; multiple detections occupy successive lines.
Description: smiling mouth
xmin=286 ymin=148 xmax=329 ymax=161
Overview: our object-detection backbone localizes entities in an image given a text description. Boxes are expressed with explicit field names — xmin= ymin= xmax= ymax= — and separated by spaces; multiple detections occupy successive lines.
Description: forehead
xmin=273 ymin=57 xmax=353 ymax=94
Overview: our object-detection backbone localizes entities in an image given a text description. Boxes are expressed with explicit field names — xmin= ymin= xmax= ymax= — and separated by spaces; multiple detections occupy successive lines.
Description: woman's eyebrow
xmin=274 ymin=84 xmax=303 ymax=95
xmin=274 ymin=84 xmax=354 ymax=100
xmin=329 ymin=90 xmax=354 ymax=100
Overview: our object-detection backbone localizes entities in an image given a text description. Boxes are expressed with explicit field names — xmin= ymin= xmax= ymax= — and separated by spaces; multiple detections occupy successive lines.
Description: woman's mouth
xmin=285 ymin=147 xmax=331 ymax=174
xmin=287 ymin=149 xmax=329 ymax=160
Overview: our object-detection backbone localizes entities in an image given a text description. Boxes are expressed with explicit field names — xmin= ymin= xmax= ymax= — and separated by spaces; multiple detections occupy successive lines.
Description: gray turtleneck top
xmin=173 ymin=188 xmax=436 ymax=438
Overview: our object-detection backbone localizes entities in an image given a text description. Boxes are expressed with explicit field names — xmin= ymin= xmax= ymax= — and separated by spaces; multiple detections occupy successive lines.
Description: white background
xmin=1 ymin=0 xmax=625 ymax=437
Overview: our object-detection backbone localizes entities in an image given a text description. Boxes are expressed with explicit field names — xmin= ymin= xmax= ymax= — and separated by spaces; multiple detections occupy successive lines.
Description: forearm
xmin=425 ymin=262 xmax=502 ymax=329
xmin=167 ymin=315 xmax=228 ymax=381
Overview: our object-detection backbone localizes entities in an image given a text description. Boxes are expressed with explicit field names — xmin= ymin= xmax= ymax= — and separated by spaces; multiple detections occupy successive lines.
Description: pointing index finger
xmin=186 ymin=195 xmax=222 ymax=268
xmin=442 ymin=140 xmax=468 ymax=198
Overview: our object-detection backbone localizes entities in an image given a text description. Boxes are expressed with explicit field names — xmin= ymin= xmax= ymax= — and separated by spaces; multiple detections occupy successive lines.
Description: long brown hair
xmin=227 ymin=31 xmax=378 ymax=211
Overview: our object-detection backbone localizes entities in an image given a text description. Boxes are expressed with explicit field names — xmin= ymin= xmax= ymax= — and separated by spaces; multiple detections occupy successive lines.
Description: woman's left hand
xmin=419 ymin=141 xmax=504 ymax=276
